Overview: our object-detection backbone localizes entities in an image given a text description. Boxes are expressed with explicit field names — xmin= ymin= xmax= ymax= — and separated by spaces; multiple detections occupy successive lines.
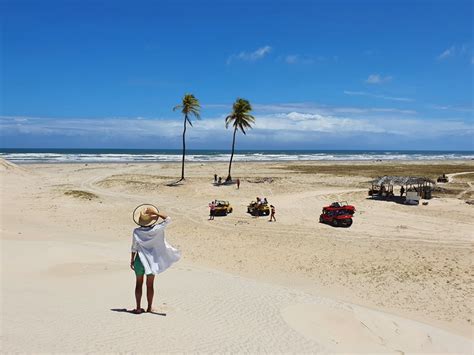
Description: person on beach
xmin=218 ymin=177 xmax=222 ymax=185
xmin=269 ymin=205 xmax=276 ymax=222
xmin=209 ymin=201 xmax=216 ymax=220
xmin=214 ymin=174 xmax=217 ymax=183
xmin=236 ymin=178 xmax=240 ymax=189
xmin=400 ymin=185 xmax=405 ymax=197
xmin=130 ymin=206 xmax=180 ymax=314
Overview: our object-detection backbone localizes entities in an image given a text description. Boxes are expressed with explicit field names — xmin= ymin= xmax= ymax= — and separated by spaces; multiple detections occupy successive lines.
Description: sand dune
xmin=2 ymin=238 xmax=471 ymax=353
xmin=1 ymin=160 xmax=473 ymax=352
xmin=0 ymin=157 xmax=27 ymax=173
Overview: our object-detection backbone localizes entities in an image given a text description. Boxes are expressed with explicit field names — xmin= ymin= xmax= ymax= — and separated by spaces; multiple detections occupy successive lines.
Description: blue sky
xmin=1 ymin=0 xmax=473 ymax=150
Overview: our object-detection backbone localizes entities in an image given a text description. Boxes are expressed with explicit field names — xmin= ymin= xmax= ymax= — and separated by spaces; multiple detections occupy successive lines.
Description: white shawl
xmin=131 ymin=217 xmax=181 ymax=275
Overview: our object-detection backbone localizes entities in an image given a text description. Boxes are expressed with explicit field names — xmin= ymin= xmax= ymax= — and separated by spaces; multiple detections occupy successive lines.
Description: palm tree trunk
xmin=227 ymin=127 xmax=237 ymax=181
xmin=180 ymin=114 xmax=187 ymax=181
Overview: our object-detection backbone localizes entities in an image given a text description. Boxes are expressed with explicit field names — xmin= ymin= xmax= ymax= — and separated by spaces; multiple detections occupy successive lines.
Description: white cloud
xmin=437 ymin=44 xmax=471 ymax=61
xmin=333 ymin=107 xmax=416 ymax=115
xmin=284 ymin=54 xmax=316 ymax=64
xmin=247 ymin=46 xmax=272 ymax=59
xmin=227 ymin=45 xmax=272 ymax=64
xmin=253 ymin=103 xmax=316 ymax=112
xmin=365 ymin=74 xmax=392 ymax=84
xmin=2 ymin=111 xmax=471 ymax=146
xmin=438 ymin=46 xmax=455 ymax=60
xmin=254 ymin=112 xmax=383 ymax=134
xmin=285 ymin=55 xmax=299 ymax=64
xmin=344 ymin=90 xmax=413 ymax=102
xmin=251 ymin=102 xmax=416 ymax=115
xmin=0 ymin=115 xmax=179 ymax=138
xmin=431 ymin=104 xmax=474 ymax=113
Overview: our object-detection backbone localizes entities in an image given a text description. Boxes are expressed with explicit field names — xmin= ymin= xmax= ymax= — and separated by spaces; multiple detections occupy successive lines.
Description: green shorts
xmin=133 ymin=256 xmax=151 ymax=276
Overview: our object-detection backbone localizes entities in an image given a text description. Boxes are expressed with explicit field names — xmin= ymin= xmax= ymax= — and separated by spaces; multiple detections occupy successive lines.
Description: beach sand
xmin=1 ymin=159 xmax=473 ymax=353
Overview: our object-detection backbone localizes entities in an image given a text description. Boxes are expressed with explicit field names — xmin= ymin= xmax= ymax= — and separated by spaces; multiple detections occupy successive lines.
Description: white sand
xmin=1 ymin=159 xmax=473 ymax=353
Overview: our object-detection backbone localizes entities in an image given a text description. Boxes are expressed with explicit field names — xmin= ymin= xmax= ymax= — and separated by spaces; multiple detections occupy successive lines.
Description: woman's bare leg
xmin=146 ymin=274 xmax=155 ymax=312
xmin=134 ymin=275 xmax=144 ymax=313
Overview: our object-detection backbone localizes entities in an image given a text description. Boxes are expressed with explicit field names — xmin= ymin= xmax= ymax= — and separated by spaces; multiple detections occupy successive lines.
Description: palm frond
xmin=174 ymin=93 xmax=201 ymax=121
xmin=225 ymin=114 xmax=234 ymax=128
xmin=225 ymin=98 xmax=255 ymax=134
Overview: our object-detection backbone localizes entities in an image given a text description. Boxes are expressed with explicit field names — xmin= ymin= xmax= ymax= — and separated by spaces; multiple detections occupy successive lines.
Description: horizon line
xmin=1 ymin=148 xmax=473 ymax=153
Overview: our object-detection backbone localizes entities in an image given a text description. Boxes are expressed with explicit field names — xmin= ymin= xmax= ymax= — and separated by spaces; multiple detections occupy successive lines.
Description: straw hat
xmin=133 ymin=204 xmax=159 ymax=227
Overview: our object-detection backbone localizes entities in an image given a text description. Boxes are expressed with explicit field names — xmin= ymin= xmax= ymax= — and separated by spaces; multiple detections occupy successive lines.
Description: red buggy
xmin=319 ymin=201 xmax=356 ymax=227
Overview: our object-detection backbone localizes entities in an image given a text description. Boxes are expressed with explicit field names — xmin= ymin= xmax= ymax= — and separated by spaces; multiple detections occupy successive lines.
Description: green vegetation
xmin=450 ymin=173 xmax=474 ymax=183
xmin=97 ymin=174 xmax=172 ymax=190
xmin=274 ymin=163 xmax=474 ymax=180
xmin=64 ymin=190 xmax=98 ymax=200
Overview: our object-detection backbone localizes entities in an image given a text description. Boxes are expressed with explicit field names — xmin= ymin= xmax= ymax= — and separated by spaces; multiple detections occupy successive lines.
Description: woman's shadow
xmin=110 ymin=308 xmax=166 ymax=316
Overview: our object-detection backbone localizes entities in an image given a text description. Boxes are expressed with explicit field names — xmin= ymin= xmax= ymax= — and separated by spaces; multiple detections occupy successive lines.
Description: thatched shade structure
xmin=371 ymin=176 xmax=435 ymax=187
xmin=369 ymin=176 xmax=435 ymax=200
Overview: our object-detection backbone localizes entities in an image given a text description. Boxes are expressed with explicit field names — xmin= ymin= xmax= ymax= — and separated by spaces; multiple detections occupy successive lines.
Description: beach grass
xmin=451 ymin=173 xmax=474 ymax=182
xmin=64 ymin=190 xmax=98 ymax=200
xmin=274 ymin=163 xmax=474 ymax=180
xmin=96 ymin=174 xmax=176 ymax=191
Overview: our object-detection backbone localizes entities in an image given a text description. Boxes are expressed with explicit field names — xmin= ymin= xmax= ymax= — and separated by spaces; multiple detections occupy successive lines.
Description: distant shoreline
xmin=1 ymin=149 xmax=473 ymax=164
xmin=4 ymin=159 xmax=473 ymax=168
xmin=4 ymin=159 xmax=474 ymax=165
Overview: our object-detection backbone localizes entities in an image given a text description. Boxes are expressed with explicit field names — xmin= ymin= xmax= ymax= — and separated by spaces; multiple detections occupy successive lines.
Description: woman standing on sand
xmin=131 ymin=206 xmax=181 ymax=314
xmin=209 ymin=201 xmax=216 ymax=220
xmin=269 ymin=205 xmax=276 ymax=222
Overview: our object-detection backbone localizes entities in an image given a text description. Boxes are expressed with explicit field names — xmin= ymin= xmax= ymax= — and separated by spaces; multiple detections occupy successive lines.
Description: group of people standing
xmin=213 ymin=174 xmax=240 ymax=189
xmin=208 ymin=198 xmax=276 ymax=222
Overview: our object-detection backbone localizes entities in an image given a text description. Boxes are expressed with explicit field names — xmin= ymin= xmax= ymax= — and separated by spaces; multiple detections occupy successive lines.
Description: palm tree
xmin=225 ymin=98 xmax=255 ymax=181
xmin=173 ymin=94 xmax=200 ymax=181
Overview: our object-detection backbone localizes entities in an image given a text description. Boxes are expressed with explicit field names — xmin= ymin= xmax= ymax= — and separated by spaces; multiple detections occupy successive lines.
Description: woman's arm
xmin=145 ymin=208 xmax=168 ymax=220
xmin=144 ymin=209 xmax=170 ymax=229
xmin=157 ymin=212 xmax=168 ymax=220
xmin=155 ymin=214 xmax=171 ymax=229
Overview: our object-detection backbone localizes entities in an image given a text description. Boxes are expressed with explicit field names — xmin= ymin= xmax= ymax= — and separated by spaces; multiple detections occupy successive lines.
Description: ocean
xmin=1 ymin=149 xmax=473 ymax=163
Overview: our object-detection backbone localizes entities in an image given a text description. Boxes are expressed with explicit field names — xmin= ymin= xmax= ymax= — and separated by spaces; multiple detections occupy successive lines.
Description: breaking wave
xmin=1 ymin=149 xmax=473 ymax=163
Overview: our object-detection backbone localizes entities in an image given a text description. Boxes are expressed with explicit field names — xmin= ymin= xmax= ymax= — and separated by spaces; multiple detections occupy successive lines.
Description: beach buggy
xmin=247 ymin=198 xmax=271 ymax=216
xmin=319 ymin=201 xmax=356 ymax=227
xmin=213 ymin=200 xmax=233 ymax=216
